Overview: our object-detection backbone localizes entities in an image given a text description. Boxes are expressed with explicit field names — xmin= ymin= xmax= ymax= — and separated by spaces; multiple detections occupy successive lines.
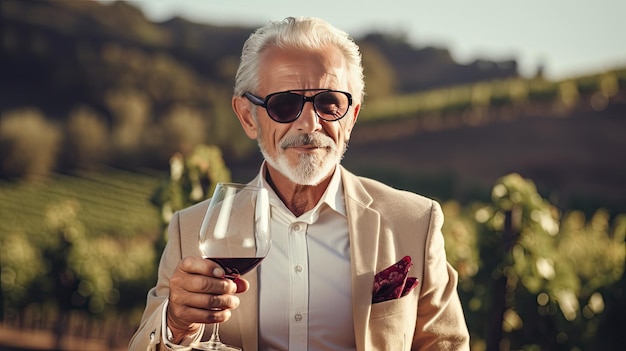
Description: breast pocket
xmin=367 ymin=293 xmax=418 ymax=351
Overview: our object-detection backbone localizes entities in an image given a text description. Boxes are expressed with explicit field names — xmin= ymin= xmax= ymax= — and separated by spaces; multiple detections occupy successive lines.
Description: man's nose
xmin=293 ymin=101 xmax=322 ymax=132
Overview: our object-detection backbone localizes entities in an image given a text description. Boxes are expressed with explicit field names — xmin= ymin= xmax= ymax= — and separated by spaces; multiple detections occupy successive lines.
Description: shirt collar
xmin=255 ymin=162 xmax=346 ymax=220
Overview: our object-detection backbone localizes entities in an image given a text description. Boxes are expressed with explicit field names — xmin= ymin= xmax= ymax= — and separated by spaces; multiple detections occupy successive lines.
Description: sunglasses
xmin=244 ymin=89 xmax=353 ymax=123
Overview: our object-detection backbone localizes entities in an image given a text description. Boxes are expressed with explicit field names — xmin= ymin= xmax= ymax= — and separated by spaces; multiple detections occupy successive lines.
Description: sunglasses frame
xmin=244 ymin=89 xmax=353 ymax=123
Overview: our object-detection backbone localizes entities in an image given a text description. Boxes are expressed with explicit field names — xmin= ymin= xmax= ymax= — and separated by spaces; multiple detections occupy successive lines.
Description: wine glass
xmin=193 ymin=182 xmax=270 ymax=351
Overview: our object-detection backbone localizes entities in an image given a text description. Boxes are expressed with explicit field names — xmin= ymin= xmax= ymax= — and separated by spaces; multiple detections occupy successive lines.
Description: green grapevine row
xmin=0 ymin=168 xmax=162 ymax=238
xmin=359 ymin=68 xmax=626 ymax=123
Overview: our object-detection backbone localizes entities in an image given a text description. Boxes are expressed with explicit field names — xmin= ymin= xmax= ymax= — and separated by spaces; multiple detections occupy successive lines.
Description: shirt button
xmin=295 ymin=313 xmax=303 ymax=322
xmin=293 ymin=224 xmax=301 ymax=231
xmin=295 ymin=264 xmax=303 ymax=273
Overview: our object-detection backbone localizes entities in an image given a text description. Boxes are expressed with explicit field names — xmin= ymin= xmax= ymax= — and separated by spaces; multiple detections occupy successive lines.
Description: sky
xmin=104 ymin=0 xmax=625 ymax=80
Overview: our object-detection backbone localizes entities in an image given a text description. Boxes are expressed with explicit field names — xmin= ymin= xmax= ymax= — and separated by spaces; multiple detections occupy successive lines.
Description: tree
xmin=0 ymin=108 xmax=61 ymax=180
xmin=63 ymin=105 xmax=110 ymax=170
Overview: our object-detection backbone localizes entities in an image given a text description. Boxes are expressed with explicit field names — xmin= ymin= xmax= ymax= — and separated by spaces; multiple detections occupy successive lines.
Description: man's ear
xmin=232 ymin=96 xmax=258 ymax=139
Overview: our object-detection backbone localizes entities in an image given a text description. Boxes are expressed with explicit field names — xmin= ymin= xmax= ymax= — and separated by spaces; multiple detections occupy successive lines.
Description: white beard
xmin=259 ymin=132 xmax=346 ymax=186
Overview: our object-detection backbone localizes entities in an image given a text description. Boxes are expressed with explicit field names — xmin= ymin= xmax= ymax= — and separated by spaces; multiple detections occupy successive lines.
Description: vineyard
xmin=0 ymin=168 xmax=162 ymax=238
xmin=1 ymin=150 xmax=625 ymax=350
xmin=358 ymin=68 xmax=626 ymax=127
xmin=0 ymin=168 xmax=164 ymax=350
xmin=2 ymin=66 xmax=625 ymax=349
xmin=1 ymin=0 xmax=624 ymax=349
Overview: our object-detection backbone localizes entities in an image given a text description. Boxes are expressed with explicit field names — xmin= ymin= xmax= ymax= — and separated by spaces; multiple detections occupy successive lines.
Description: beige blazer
xmin=129 ymin=167 xmax=470 ymax=351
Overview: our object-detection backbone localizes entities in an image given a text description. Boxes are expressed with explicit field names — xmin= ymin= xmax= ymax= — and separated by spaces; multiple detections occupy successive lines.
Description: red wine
xmin=208 ymin=257 xmax=264 ymax=278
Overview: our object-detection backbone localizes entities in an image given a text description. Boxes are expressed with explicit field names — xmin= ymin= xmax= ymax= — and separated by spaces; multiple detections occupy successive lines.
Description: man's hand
xmin=166 ymin=256 xmax=250 ymax=343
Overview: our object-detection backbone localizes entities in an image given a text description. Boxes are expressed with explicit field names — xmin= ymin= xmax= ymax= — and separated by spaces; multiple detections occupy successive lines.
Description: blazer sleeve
xmin=412 ymin=201 xmax=470 ymax=350
xmin=128 ymin=211 xmax=187 ymax=351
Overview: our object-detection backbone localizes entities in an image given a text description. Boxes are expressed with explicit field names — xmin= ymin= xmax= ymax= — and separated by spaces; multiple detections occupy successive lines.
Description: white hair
xmin=233 ymin=16 xmax=365 ymax=103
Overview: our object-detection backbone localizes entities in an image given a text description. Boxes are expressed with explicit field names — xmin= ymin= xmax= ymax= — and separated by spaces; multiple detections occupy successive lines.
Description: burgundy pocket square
xmin=372 ymin=256 xmax=419 ymax=303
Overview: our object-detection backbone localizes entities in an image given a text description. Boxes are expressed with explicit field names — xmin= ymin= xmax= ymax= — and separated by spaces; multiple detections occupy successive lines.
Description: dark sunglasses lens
xmin=267 ymin=93 xmax=303 ymax=122
xmin=314 ymin=92 xmax=350 ymax=120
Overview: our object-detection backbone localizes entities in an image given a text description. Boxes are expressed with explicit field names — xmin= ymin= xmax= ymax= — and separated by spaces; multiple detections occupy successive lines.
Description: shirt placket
xmin=288 ymin=221 xmax=309 ymax=349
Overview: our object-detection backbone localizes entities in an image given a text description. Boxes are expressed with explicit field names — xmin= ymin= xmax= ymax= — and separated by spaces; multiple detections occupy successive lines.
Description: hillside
xmin=0 ymin=0 xmax=518 ymax=115
xmin=348 ymin=100 xmax=626 ymax=213
xmin=1 ymin=0 xmax=624 ymax=215
xmin=228 ymin=98 xmax=626 ymax=215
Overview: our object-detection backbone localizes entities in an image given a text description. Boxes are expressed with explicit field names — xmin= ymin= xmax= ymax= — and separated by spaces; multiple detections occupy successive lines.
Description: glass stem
xmin=209 ymin=323 xmax=221 ymax=344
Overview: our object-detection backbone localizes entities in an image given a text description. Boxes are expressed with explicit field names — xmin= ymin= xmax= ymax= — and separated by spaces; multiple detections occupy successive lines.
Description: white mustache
xmin=280 ymin=133 xmax=334 ymax=149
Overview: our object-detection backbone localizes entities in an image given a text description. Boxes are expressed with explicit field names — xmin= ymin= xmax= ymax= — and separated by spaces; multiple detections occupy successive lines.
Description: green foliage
xmin=151 ymin=144 xmax=231 ymax=217
xmin=0 ymin=108 xmax=62 ymax=180
xmin=150 ymin=144 xmax=231 ymax=248
xmin=359 ymin=43 xmax=397 ymax=100
xmin=1 ymin=156 xmax=624 ymax=350
xmin=1 ymin=1 xmax=623 ymax=348
xmin=441 ymin=201 xmax=481 ymax=282
xmin=0 ymin=146 xmax=233 ymax=344
xmin=442 ymin=173 xmax=625 ymax=350
xmin=62 ymin=104 xmax=110 ymax=169
xmin=0 ymin=168 xmax=162 ymax=324
xmin=358 ymin=68 xmax=626 ymax=125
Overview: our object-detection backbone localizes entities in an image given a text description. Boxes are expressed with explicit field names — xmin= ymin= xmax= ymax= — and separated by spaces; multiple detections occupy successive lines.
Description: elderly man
xmin=129 ymin=16 xmax=470 ymax=351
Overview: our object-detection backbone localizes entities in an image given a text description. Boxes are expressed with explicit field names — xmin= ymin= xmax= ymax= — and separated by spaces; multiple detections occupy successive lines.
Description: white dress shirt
xmin=256 ymin=164 xmax=356 ymax=350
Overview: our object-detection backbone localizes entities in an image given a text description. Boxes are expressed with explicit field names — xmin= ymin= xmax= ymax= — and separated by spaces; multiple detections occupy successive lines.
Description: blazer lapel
xmin=341 ymin=168 xmax=380 ymax=351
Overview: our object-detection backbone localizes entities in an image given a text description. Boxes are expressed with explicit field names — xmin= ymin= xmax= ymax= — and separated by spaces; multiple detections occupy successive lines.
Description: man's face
xmin=234 ymin=46 xmax=360 ymax=186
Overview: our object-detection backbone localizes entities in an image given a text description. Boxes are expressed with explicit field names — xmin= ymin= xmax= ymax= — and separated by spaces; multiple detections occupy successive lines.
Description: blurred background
xmin=1 ymin=0 xmax=624 ymax=350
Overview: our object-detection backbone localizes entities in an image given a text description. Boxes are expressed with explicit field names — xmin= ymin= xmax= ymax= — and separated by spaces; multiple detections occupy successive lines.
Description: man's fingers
xmin=179 ymin=256 xmax=220 ymax=276
xmin=167 ymin=256 xmax=251 ymax=328
xmin=232 ymin=277 xmax=250 ymax=293
xmin=168 ymin=302 xmax=233 ymax=325
xmin=178 ymin=273 xmax=235 ymax=294
xmin=172 ymin=257 xmax=236 ymax=294
xmin=168 ymin=291 xmax=239 ymax=327
xmin=170 ymin=290 xmax=241 ymax=311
